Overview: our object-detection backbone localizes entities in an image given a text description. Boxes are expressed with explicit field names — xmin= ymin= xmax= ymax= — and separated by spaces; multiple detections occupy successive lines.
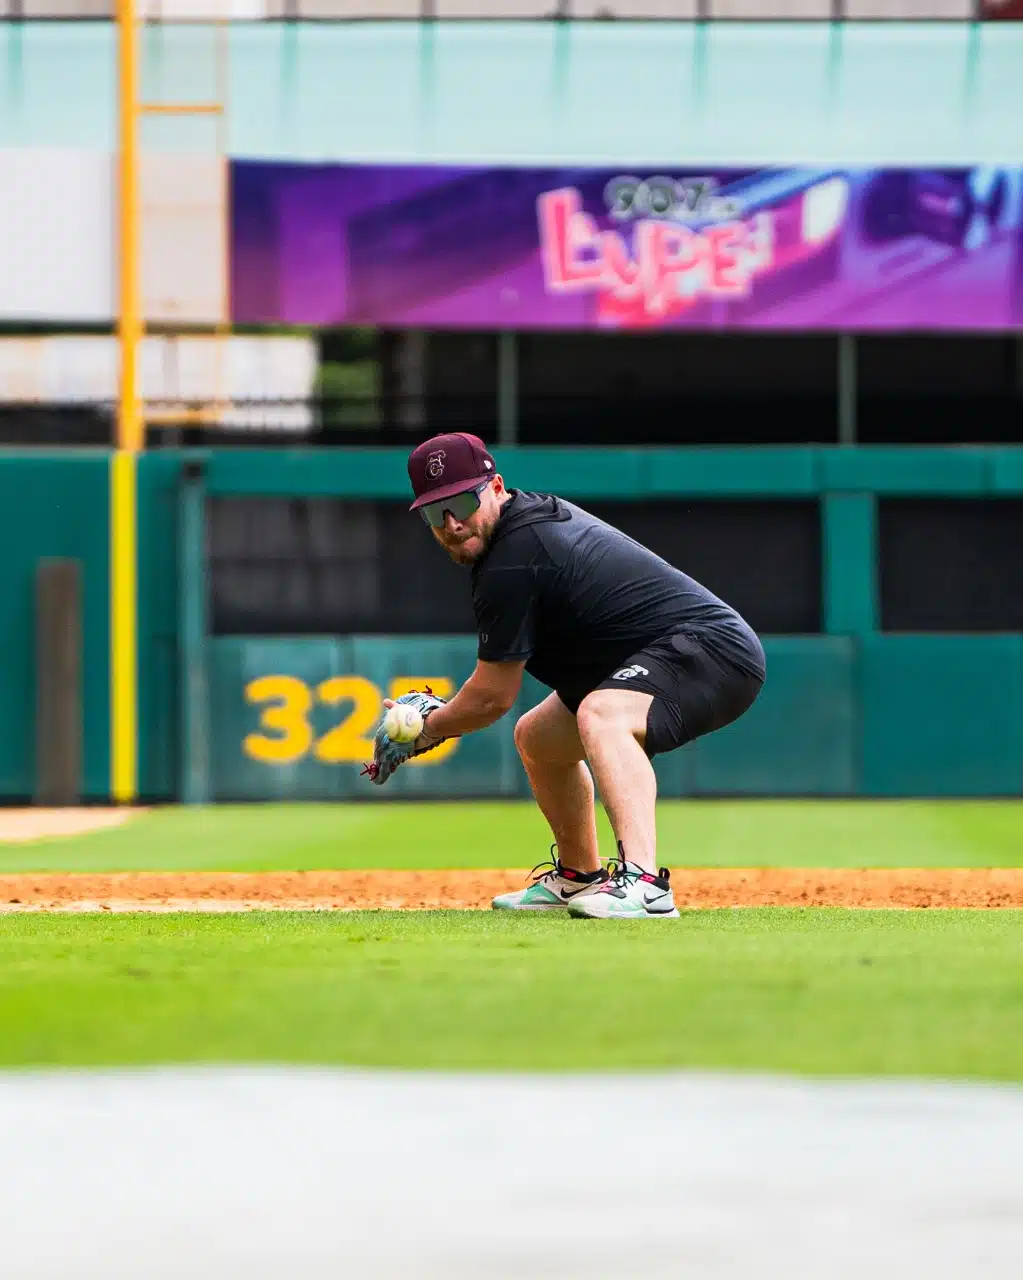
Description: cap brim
xmin=409 ymin=476 xmax=489 ymax=511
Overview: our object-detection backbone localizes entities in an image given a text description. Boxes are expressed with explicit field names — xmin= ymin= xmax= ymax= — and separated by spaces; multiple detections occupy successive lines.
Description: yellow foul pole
xmin=112 ymin=0 xmax=141 ymax=802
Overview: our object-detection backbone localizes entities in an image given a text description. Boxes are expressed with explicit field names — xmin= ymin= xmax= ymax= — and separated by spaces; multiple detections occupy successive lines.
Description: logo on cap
xmin=426 ymin=450 xmax=446 ymax=480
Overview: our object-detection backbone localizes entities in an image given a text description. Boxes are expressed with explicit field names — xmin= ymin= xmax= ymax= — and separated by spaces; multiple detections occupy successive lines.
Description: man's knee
xmin=576 ymin=691 xmax=625 ymax=739
xmin=514 ymin=705 xmax=557 ymax=760
xmin=577 ymin=690 xmax=650 ymax=744
xmin=514 ymin=696 xmax=585 ymax=766
xmin=513 ymin=710 xmax=536 ymax=759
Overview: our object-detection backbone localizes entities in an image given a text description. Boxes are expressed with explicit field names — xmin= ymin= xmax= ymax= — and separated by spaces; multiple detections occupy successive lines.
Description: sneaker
xmin=567 ymin=844 xmax=680 ymax=919
xmin=492 ymin=849 xmax=609 ymax=911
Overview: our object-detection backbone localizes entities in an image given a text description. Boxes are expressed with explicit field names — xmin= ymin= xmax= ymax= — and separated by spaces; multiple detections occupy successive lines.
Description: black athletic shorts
xmin=559 ymin=632 xmax=765 ymax=760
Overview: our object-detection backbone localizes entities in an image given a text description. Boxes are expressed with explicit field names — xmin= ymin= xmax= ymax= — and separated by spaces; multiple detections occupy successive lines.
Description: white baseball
xmin=384 ymin=704 xmax=424 ymax=743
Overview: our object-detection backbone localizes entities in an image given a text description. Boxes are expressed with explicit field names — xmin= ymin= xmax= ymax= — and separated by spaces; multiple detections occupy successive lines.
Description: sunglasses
xmin=418 ymin=480 xmax=491 ymax=529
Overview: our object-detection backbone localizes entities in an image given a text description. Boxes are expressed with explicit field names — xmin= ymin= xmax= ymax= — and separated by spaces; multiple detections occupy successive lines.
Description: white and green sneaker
xmin=567 ymin=845 xmax=680 ymax=919
xmin=492 ymin=850 xmax=609 ymax=911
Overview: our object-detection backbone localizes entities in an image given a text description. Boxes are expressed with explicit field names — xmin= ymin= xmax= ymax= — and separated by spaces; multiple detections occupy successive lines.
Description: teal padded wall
xmin=197 ymin=446 xmax=1023 ymax=500
xmin=690 ymin=637 xmax=858 ymax=796
xmin=860 ymin=636 xmax=1023 ymax=797
xmin=148 ymin=446 xmax=1023 ymax=801
xmin=0 ymin=452 xmax=110 ymax=799
xmin=0 ymin=449 xmax=1017 ymax=804
xmin=202 ymin=632 xmax=1023 ymax=798
xmin=137 ymin=452 xmax=182 ymax=801
xmin=823 ymin=494 xmax=877 ymax=636
xmin=211 ymin=636 xmax=355 ymax=801
xmin=204 ymin=633 xmax=1023 ymax=800
xmin=210 ymin=634 xmax=860 ymax=801
xmin=209 ymin=634 xmax=521 ymax=801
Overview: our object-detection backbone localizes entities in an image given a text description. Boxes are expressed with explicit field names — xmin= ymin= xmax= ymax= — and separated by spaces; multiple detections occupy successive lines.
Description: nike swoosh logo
xmin=560 ymin=885 xmax=591 ymax=900
xmin=643 ymin=891 xmax=669 ymax=906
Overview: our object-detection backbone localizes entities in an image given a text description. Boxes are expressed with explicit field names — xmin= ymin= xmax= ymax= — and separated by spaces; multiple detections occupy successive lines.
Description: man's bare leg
xmin=513 ymin=693 xmax=601 ymax=874
xmin=575 ymin=689 xmax=658 ymax=873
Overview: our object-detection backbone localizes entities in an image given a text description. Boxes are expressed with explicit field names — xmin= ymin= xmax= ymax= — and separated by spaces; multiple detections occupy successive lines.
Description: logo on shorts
xmin=611 ymin=664 xmax=650 ymax=681
xmin=426 ymin=450 xmax=446 ymax=480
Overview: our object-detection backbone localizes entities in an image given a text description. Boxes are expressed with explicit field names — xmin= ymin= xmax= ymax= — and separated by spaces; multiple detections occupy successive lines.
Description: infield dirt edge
xmin=2 ymin=868 xmax=1023 ymax=911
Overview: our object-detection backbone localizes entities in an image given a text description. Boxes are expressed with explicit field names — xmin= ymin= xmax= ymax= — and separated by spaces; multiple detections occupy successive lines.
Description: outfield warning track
xmin=1 ymin=868 xmax=1022 ymax=911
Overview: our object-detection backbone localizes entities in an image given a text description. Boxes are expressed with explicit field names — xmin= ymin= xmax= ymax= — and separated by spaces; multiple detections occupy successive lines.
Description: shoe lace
xmin=605 ymin=842 xmax=646 ymax=890
xmin=525 ymin=845 xmax=631 ymax=889
xmin=525 ymin=845 xmax=560 ymax=885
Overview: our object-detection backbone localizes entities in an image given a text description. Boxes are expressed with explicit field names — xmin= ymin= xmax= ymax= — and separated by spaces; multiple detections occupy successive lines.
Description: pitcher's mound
xmin=0 ymin=808 xmax=143 ymax=844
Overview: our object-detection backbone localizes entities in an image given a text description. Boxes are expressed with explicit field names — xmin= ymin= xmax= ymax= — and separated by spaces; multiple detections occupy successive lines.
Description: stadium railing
xmin=4 ymin=389 xmax=1023 ymax=449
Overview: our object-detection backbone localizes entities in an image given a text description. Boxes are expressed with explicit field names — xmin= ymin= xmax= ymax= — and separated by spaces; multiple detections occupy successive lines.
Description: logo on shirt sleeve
xmin=611 ymin=664 xmax=650 ymax=681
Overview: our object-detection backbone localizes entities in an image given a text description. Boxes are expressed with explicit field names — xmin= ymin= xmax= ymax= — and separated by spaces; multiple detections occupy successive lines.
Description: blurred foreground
xmin=2 ymin=1068 xmax=1021 ymax=1279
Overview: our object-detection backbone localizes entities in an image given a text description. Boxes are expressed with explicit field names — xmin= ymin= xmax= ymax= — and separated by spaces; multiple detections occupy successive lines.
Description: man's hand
xmin=363 ymin=689 xmax=448 ymax=786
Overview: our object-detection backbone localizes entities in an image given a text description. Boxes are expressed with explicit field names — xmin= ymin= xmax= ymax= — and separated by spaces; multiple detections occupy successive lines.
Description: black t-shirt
xmin=471 ymin=490 xmax=765 ymax=699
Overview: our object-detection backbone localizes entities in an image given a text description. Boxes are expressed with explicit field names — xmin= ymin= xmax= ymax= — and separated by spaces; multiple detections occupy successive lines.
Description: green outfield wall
xmin=207 ymin=632 xmax=1023 ymax=801
xmin=0 ymin=452 xmax=110 ymax=800
xmin=2 ymin=447 xmax=1023 ymax=801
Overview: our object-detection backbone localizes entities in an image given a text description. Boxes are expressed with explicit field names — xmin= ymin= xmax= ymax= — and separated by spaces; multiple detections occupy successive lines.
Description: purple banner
xmin=232 ymin=163 xmax=1023 ymax=331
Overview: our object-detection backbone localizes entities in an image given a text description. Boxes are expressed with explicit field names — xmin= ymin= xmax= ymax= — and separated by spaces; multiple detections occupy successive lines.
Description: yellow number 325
xmin=243 ymin=675 xmax=457 ymax=768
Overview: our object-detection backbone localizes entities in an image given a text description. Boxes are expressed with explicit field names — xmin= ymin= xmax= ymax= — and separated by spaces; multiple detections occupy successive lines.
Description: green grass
xmin=1 ymin=910 xmax=1021 ymax=1078
xmin=1 ymin=800 xmax=1021 ymax=873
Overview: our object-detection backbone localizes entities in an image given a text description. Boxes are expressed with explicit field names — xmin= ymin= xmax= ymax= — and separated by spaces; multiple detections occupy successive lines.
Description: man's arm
xmin=417 ymin=659 xmax=526 ymax=741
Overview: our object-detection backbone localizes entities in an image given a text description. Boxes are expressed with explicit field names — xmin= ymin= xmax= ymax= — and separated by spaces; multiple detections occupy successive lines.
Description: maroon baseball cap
xmin=407 ymin=432 xmax=496 ymax=511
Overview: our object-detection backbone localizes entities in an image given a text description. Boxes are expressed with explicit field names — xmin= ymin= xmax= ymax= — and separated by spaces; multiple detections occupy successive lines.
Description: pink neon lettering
xmin=599 ymin=230 xmax=643 ymax=300
xmin=537 ymin=189 xmax=604 ymax=293
xmin=537 ymin=188 xmax=777 ymax=324
xmin=647 ymin=222 xmax=708 ymax=315
xmin=706 ymin=224 xmax=746 ymax=297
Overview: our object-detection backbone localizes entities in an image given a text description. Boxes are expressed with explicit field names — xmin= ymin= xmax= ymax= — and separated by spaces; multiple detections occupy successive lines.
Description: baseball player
xmin=366 ymin=432 xmax=766 ymax=920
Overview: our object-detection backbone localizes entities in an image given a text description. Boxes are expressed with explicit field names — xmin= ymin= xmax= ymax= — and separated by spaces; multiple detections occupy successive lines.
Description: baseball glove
xmin=362 ymin=688 xmax=449 ymax=786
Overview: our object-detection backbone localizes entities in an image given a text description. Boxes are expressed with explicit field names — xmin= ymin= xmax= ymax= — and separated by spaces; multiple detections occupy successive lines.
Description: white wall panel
xmin=0 ymin=151 xmax=113 ymax=322
xmin=140 ymin=153 xmax=228 ymax=324
xmin=0 ymin=150 xmax=227 ymax=327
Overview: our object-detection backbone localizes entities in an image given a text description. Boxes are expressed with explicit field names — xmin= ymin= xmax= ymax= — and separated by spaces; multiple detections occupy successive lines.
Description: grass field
xmin=1 ymin=799 xmax=1021 ymax=872
xmin=2 ymin=910 xmax=1022 ymax=1078
xmin=1 ymin=800 xmax=1021 ymax=1080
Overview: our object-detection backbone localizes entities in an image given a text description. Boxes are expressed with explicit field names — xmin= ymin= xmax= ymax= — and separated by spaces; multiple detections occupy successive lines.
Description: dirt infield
xmin=0 ymin=809 xmax=143 ymax=843
xmin=0 ymin=867 xmax=1022 ymax=912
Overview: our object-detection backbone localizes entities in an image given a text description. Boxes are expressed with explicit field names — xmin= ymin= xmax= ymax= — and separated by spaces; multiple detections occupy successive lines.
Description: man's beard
xmin=444 ymin=523 xmax=492 ymax=565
